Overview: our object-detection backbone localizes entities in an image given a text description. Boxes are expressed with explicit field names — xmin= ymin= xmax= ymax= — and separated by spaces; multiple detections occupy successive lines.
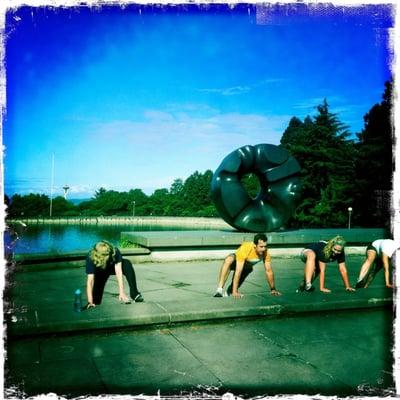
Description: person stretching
xmin=213 ymin=233 xmax=281 ymax=298
xmin=355 ymin=238 xmax=398 ymax=289
xmin=85 ymin=240 xmax=144 ymax=308
xmin=298 ymin=235 xmax=355 ymax=293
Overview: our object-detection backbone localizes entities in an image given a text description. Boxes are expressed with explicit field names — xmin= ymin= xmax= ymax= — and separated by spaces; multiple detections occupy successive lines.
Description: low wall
xmin=121 ymin=228 xmax=387 ymax=248
xmin=8 ymin=216 xmax=232 ymax=228
xmin=13 ymin=228 xmax=387 ymax=270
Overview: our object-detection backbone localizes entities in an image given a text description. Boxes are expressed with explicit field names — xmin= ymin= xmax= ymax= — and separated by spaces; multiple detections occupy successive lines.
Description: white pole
xmin=49 ymin=154 xmax=55 ymax=217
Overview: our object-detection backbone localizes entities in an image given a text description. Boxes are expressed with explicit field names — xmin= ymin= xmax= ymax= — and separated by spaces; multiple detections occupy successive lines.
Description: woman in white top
xmin=355 ymin=239 xmax=399 ymax=289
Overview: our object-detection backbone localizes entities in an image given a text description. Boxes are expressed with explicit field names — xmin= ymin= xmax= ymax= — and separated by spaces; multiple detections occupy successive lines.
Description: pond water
xmin=6 ymin=223 xmax=219 ymax=255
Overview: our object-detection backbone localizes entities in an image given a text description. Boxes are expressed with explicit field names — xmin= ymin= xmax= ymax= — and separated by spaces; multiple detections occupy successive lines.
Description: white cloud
xmin=197 ymin=78 xmax=285 ymax=97
xmin=198 ymin=86 xmax=251 ymax=96
xmin=78 ymin=108 xmax=293 ymax=193
xmin=89 ymin=109 xmax=291 ymax=149
xmin=7 ymin=107 xmax=293 ymax=196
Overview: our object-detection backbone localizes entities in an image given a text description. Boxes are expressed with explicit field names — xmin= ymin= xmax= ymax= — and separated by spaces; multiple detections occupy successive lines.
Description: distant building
xmin=63 ymin=185 xmax=70 ymax=199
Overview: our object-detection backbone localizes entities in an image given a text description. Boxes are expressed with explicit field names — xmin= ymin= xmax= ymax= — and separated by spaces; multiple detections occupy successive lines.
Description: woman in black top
xmin=298 ymin=235 xmax=355 ymax=293
xmin=85 ymin=240 xmax=143 ymax=308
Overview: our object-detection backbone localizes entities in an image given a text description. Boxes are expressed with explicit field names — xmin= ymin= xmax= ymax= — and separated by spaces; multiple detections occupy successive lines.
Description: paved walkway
xmin=5 ymin=255 xmax=395 ymax=398
xmin=6 ymin=308 xmax=393 ymax=398
xmin=7 ymin=255 xmax=393 ymax=337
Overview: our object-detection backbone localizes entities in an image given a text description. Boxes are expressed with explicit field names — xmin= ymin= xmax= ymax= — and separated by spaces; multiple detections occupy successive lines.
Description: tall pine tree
xmin=281 ymin=100 xmax=356 ymax=228
xmin=354 ymin=81 xmax=393 ymax=227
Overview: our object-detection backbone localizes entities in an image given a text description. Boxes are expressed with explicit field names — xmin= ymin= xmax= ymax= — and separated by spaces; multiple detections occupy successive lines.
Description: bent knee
xmin=366 ymin=251 xmax=377 ymax=262
xmin=224 ymin=254 xmax=235 ymax=264
xmin=304 ymin=250 xmax=316 ymax=261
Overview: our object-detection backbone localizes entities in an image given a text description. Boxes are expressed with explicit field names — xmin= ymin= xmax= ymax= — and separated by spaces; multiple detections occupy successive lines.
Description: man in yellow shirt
xmin=213 ymin=233 xmax=281 ymax=298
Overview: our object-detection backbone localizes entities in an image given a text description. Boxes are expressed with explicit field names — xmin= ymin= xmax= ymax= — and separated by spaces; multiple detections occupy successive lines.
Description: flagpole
xmin=49 ymin=153 xmax=55 ymax=217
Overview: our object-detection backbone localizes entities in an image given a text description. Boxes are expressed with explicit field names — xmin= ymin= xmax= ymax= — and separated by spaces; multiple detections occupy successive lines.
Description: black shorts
xmin=366 ymin=244 xmax=378 ymax=256
xmin=228 ymin=254 xmax=254 ymax=272
xmin=300 ymin=249 xmax=321 ymax=273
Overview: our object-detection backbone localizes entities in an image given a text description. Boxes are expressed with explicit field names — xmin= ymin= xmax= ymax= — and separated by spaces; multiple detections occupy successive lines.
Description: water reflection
xmin=7 ymin=223 xmax=219 ymax=254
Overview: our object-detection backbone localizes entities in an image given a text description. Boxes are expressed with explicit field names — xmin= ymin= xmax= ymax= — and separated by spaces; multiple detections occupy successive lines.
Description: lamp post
xmin=347 ymin=207 xmax=353 ymax=229
xmin=132 ymin=201 xmax=136 ymax=217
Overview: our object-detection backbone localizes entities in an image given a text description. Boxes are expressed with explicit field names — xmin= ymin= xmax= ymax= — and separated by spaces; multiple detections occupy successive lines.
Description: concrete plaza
xmin=5 ymin=254 xmax=395 ymax=398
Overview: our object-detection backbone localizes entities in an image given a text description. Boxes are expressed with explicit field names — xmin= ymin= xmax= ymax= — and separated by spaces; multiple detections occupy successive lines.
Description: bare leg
xmin=217 ymin=254 xmax=235 ymax=288
xmin=358 ymin=250 xmax=377 ymax=281
xmin=304 ymin=250 xmax=316 ymax=285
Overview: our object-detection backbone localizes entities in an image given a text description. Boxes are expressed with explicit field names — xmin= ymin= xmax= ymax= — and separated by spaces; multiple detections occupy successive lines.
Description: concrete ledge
xmin=14 ymin=248 xmax=151 ymax=264
xmin=7 ymin=294 xmax=392 ymax=338
xmin=9 ymin=216 xmax=232 ymax=228
xmin=13 ymin=228 xmax=386 ymax=268
xmin=145 ymin=246 xmax=367 ymax=263
xmin=13 ymin=248 xmax=151 ymax=271
xmin=13 ymin=246 xmax=369 ymax=270
xmin=121 ymin=228 xmax=387 ymax=249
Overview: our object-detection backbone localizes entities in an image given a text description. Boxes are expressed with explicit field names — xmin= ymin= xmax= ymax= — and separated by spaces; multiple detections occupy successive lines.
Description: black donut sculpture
xmin=211 ymin=144 xmax=302 ymax=232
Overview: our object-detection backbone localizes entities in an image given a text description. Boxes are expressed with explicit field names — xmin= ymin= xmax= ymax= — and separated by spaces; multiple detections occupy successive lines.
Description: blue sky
xmin=3 ymin=3 xmax=394 ymax=198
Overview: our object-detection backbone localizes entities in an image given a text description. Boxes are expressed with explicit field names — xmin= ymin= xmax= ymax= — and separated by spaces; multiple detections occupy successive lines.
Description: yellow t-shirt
xmin=235 ymin=242 xmax=271 ymax=265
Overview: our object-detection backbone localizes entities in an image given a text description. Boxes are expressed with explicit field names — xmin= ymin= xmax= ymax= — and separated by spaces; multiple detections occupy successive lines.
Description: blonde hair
xmin=323 ymin=235 xmax=346 ymax=259
xmin=89 ymin=240 xmax=116 ymax=269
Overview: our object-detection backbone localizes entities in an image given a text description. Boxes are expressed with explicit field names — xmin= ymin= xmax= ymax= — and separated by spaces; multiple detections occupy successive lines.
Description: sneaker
xmin=304 ymin=284 xmax=315 ymax=292
xmin=297 ymin=281 xmax=306 ymax=292
xmin=213 ymin=288 xmax=224 ymax=298
xmin=355 ymin=280 xmax=365 ymax=289
xmin=134 ymin=294 xmax=144 ymax=303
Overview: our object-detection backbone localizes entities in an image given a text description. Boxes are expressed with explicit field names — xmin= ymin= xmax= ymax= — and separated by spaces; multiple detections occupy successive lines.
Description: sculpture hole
xmin=240 ymin=173 xmax=261 ymax=199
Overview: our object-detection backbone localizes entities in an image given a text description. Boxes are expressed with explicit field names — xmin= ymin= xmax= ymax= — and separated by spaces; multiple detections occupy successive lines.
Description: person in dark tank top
xmin=85 ymin=240 xmax=144 ymax=308
xmin=298 ymin=235 xmax=355 ymax=293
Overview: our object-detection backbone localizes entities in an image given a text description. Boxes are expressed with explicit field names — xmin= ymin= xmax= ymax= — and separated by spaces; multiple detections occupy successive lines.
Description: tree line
xmin=6 ymin=81 xmax=393 ymax=228
xmin=5 ymin=171 xmax=218 ymax=219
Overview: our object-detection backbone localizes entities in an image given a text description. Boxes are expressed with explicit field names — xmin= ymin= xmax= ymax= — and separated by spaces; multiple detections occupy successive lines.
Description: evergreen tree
xmin=148 ymin=188 xmax=170 ymax=216
xmin=7 ymin=193 xmax=51 ymax=217
xmin=127 ymin=189 xmax=149 ymax=216
xmin=51 ymin=196 xmax=77 ymax=216
xmin=280 ymin=99 xmax=356 ymax=227
xmin=354 ymin=80 xmax=393 ymax=227
xmin=181 ymin=170 xmax=217 ymax=217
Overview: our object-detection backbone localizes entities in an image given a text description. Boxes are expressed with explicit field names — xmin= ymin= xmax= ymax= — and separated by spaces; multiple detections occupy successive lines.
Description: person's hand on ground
xmin=232 ymin=291 xmax=244 ymax=299
xmin=386 ymin=283 xmax=393 ymax=289
xmin=119 ymin=293 xmax=131 ymax=304
xmin=85 ymin=303 xmax=96 ymax=310
xmin=345 ymin=287 xmax=356 ymax=292
xmin=271 ymin=289 xmax=281 ymax=296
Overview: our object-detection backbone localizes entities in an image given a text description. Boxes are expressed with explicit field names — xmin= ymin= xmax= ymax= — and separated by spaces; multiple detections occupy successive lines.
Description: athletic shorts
xmin=300 ymin=248 xmax=310 ymax=263
xmin=228 ymin=254 xmax=254 ymax=272
xmin=366 ymin=244 xmax=377 ymax=256
xmin=300 ymin=248 xmax=320 ymax=273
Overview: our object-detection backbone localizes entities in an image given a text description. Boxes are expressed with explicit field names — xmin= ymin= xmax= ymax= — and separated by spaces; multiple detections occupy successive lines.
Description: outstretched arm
xmin=264 ymin=261 xmax=281 ymax=296
xmin=115 ymin=262 xmax=130 ymax=302
xmin=382 ymin=254 xmax=393 ymax=288
xmin=319 ymin=262 xmax=331 ymax=293
xmin=338 ymin=262 xmax=355 ymax=291
xmin=86 ymin=274 xmax=95 ymax=307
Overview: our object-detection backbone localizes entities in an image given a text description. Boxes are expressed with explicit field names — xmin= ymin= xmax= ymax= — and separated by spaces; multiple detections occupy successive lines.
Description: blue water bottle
xmin=74 ymin=289 xmax=82 ymax=312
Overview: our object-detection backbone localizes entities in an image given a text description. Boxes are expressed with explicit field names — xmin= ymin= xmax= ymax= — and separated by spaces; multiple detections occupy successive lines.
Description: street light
xmin=132 ymin=201 xmax=136 ymax=217
xmin=347 ymin=207 xmax=353 ymax=229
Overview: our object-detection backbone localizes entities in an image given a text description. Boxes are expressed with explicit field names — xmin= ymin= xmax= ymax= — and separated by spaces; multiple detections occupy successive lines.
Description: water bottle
xmin=74 ymin=289 xmax=82 ymax=312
